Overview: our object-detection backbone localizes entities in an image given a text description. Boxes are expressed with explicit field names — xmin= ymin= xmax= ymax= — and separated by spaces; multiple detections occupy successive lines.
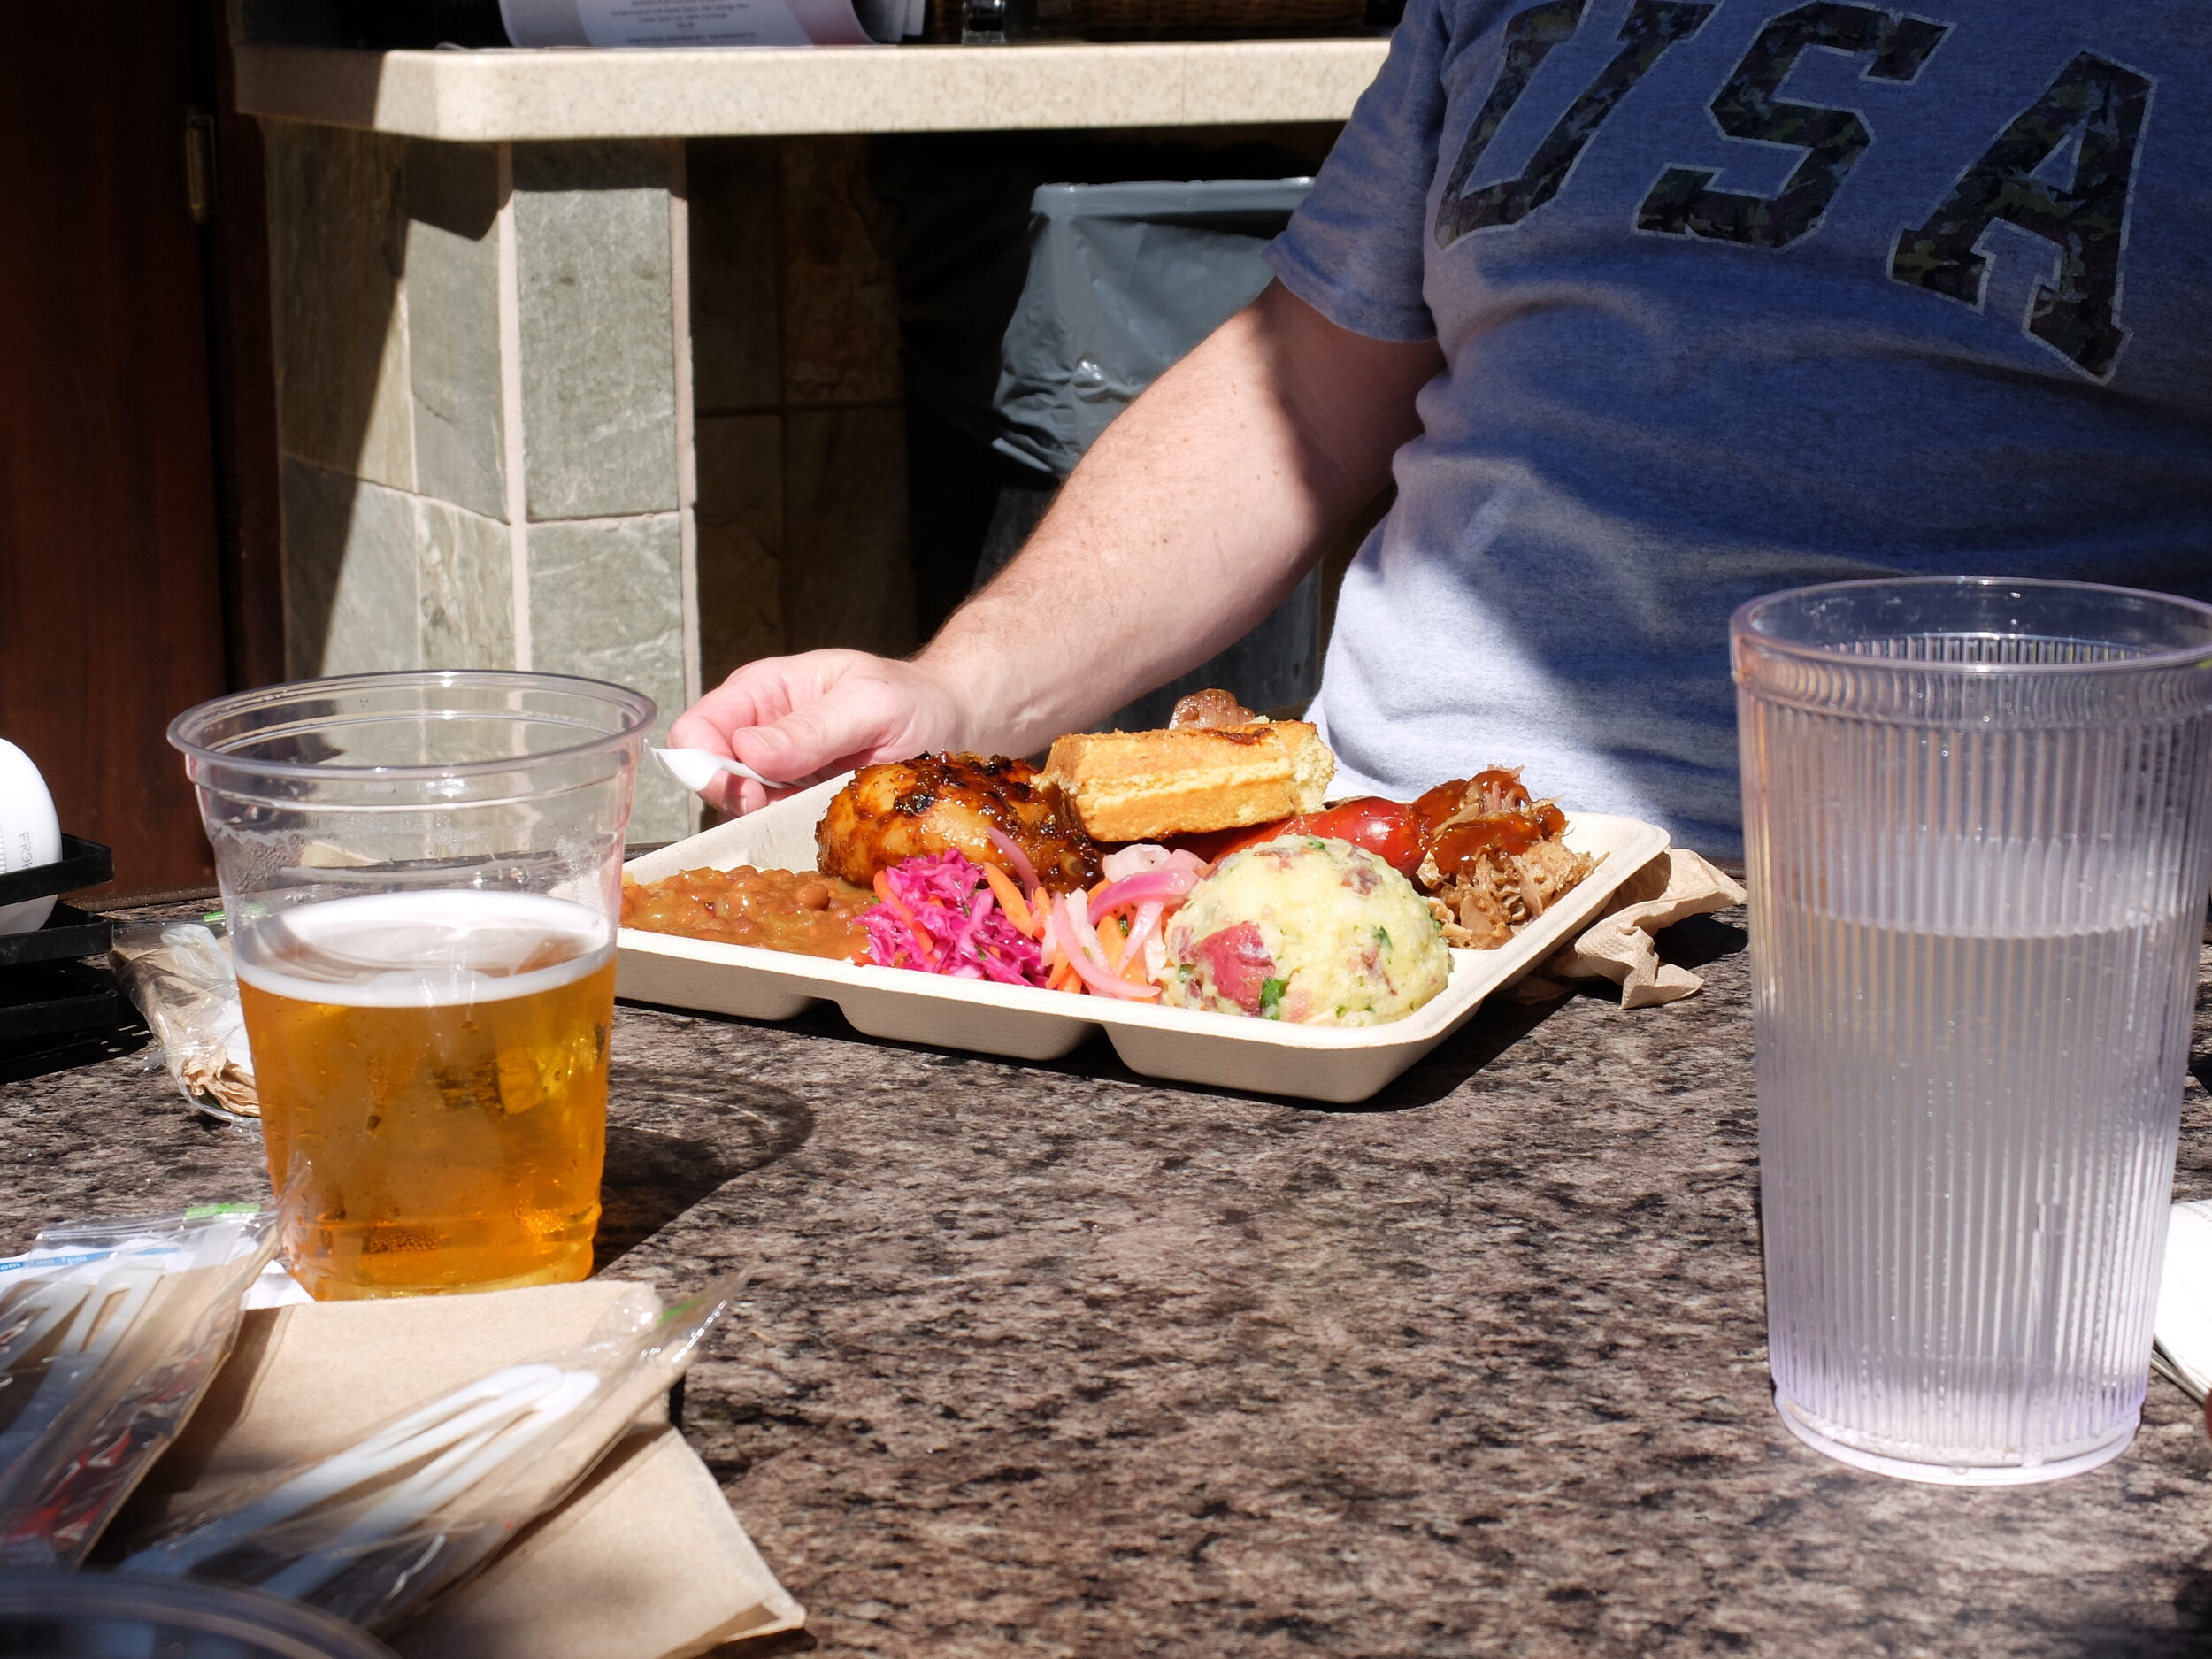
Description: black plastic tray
xmin=0 ymin=1018 xmax=147 ymax=1087
xmin=0 ymin=960 xmax=123 ymax=1042
xmin=0 ymin=903 xmax=113 ymax=969
xmin=0 ymin=835 xmax=114 ymax=907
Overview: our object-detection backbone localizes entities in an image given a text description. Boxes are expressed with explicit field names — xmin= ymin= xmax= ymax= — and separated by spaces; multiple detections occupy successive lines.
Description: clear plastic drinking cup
xmin=1734 ymin=578 xmax=2212 ymax=1484
xmin=0 ymin=1571 xmax=397 ymax=1658
xmin=169 ymin=672 xmax=656 ymax=1301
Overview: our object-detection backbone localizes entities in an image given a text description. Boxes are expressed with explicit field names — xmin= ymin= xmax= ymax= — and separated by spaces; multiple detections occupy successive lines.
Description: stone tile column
xmin=263 ymin=124 xmax=697 ymax=840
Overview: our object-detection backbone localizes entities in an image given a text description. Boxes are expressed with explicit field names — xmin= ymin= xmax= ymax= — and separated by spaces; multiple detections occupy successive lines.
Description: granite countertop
xmin=8 ymin=909 xmax=2212 ymax=1655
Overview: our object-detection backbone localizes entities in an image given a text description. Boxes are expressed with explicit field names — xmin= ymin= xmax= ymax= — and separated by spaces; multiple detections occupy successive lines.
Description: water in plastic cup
xmin=170 ymin=672 xmax=655 ymax=1300
xmin=1734 ymin=579 xmax=2212 ymax=1484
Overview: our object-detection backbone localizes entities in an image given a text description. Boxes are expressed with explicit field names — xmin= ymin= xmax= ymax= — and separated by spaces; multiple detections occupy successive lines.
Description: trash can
xmin=983 ymin=176 xmax=1318 ymax=729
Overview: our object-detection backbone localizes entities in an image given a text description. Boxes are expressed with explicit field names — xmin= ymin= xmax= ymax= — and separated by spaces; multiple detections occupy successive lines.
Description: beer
xmin=234 ymin=890 xmax=615 ymax=1300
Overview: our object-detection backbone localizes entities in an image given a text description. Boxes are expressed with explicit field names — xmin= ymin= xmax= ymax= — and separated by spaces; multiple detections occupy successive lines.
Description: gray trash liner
xmin=994 ymin=178 xmax=1311 ymax=480
xmin=988 ymin=177 xmax=1323 ymax=728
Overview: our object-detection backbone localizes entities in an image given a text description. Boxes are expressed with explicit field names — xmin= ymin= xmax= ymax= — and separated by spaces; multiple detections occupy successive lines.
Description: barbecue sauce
xmin=1410 ymin=770 xmax=1564 ymax=879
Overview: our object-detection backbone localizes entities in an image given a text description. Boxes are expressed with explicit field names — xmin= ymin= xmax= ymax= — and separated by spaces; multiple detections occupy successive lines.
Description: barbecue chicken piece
xmin=1409 ymin=768 xmax=1598 ymax=949
xmin=816 ymin=753 xmax=1102 ymax=894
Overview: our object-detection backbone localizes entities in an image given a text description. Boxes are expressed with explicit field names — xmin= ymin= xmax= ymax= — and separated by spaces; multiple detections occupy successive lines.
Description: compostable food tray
xmin=617 ymin=776 xmax=1670 ymax=1103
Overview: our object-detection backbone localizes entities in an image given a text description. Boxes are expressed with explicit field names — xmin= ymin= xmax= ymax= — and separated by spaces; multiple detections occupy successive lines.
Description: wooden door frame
xmin=197 ymin=0 xmax=286 ymax=696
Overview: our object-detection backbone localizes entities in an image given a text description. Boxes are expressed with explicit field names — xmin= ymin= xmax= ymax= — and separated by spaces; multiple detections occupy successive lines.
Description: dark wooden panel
xmin=204 ymin=0 xmax=288 ymax=696
xmin=0 ymin=2 xmax=233 ymax=893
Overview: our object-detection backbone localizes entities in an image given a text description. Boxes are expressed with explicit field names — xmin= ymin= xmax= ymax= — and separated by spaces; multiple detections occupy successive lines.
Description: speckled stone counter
xmin=9 ymin=911 xmax=2212 ymax=1657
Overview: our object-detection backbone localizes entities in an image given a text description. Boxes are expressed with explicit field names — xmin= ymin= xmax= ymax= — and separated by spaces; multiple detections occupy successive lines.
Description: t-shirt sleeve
xmin=1263 ymin=0 xmax=1449 ymax=344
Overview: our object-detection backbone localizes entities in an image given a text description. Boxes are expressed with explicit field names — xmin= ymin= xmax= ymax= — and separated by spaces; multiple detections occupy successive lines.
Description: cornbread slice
xmin=1042 ymin=721 xmax=1336 ymax=842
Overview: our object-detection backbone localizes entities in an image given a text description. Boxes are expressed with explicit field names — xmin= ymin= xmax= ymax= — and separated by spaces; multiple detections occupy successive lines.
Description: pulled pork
xmin=1409 ymin=768 xmax=1599 ymax=949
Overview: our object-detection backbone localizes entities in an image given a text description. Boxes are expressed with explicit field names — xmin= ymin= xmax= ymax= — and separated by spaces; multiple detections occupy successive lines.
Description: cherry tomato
xmin=1295 ymin=798 xmax=1425 ymax=875
xmin=1197 ymin=797 xmax=1425 ymax=876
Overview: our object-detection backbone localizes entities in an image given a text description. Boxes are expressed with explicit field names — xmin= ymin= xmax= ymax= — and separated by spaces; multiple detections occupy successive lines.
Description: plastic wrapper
xmin=119 ymin=1274 xmax=746 ymax=1633
xmin=0 ymin=1206 xmax=280 ymax=1566
xmin=112 ymin=919 xmax=258 ymax=1120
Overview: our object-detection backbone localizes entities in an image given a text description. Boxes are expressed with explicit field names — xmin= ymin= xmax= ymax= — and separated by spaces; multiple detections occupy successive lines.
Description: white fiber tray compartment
xmin=617 ymin=776 xmax=1669 ymax=1102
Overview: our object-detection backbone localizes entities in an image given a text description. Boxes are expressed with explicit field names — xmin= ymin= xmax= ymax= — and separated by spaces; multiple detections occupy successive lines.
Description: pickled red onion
xmin=1087 ymin=865 xmax=1200 ymax=924
xmin=1118 ymin=901 xmax=1166 ymax=983
xmin=1051 ymin=893 xmax=1157 ymax=1001
xmin=981 ymin=826 xmax=1041 ymax=895
xmin=1118 ymin=900 xmax=1166 ymax=964
xmin=1101 ymin=844 xmax=1170 ymax=881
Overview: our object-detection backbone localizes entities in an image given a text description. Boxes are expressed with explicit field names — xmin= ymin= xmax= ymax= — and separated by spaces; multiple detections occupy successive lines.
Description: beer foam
xmin=234 ymin=890 xmax=613 ymax=1008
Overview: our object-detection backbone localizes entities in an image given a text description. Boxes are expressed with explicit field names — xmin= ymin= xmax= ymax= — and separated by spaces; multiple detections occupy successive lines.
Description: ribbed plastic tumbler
xmin=1735 ymin=578 xmax=2212 ymax=1484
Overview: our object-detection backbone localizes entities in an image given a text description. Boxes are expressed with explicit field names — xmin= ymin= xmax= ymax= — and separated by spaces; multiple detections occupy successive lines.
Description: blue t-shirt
xmin=1267 ymin=0 xmax=2212 ymax=855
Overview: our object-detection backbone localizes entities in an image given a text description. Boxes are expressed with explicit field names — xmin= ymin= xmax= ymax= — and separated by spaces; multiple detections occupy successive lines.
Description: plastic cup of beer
xmin=169 ymin=671 xmax=656 ymax=1300
xmin=1735 ymin=578 xmax=2212 ymax=1483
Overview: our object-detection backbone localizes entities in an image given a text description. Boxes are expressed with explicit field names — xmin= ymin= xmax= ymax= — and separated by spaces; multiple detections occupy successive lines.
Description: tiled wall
xmin=264 ymin=122 xmax=695 ymax=838
xmin=264 ymin=124 xmax=918 ymax=841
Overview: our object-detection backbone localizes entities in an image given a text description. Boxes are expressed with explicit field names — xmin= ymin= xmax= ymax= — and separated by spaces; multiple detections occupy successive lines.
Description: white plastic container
xmin=618 ymin=777 xmax=1669 ymax=1102
xmin=0 ymin=737 xmax=62 ymax=936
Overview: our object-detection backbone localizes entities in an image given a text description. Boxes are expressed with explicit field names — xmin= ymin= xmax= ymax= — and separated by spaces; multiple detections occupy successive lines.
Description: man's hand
xmin=668 ymin=650 xmax=972 ymax=817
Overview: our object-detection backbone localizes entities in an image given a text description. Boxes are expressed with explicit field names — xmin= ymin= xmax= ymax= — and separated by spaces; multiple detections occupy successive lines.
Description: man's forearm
xmin=920 ymin=281 xmax=1440 ymax=754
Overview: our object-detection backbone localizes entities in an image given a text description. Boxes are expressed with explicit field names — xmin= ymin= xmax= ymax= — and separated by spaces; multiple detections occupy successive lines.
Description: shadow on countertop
xmin=595 ymin=1079 xmax=818 ymax=1272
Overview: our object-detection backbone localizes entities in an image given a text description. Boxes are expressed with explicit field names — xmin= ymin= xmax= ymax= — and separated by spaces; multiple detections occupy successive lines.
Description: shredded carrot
xmin=980 ymin=864 xmax=1034 ymax=937
xmin=1120 ymin=940 xmax=1154 ymax=985
xmin=1099 ymin=912 xmax=1125 ymax=972
xmin=1048 ymin=958 xmax=1079 ymax=994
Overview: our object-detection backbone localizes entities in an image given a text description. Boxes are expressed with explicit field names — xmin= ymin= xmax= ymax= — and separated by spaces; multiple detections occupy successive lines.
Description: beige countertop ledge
xmin=234 ymin=39 xmax=1391 ymax=140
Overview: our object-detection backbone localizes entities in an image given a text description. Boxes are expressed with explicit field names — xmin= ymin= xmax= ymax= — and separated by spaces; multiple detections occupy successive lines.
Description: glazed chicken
xmin=816 ymin=753 xmax=1103 ymax=894
xmin=1409 ymin=767 xmax=1597 ymax=949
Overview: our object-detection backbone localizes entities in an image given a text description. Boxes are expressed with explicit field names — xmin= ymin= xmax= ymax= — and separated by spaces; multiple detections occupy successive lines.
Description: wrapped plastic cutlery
xmin=119 ymin=1271 xmax=746 ymax=1633
xmin=0 ymin=1206 xmax=278 ymax=1566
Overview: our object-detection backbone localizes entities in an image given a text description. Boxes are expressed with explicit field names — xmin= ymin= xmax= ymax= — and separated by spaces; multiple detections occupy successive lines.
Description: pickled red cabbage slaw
xmin=864 ymin=851 xmax=1048 ymax=987
xmin=864 ymin=843 xmax=1208 ymax=1000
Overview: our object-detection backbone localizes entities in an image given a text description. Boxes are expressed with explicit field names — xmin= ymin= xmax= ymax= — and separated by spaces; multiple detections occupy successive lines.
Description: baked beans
xmin=621 ymin=865 xmax=874 ymax=961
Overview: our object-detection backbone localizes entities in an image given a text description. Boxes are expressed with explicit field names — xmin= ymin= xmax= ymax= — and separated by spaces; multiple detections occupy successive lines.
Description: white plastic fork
xmin=258 ymin=1370 xmax=600 ymax=1601
xmin=650 ymin=746 xmax=770 ymax=793
xmin=0 ymin=1281 xmax=89 ymax=1380
xmin=123 ymin=1362 xmax=602 ymax=1598
xmin=0 ymin=1265 xmax=162 ymax=1475
xmin=650 ymin=747 xmax=835 ymax=797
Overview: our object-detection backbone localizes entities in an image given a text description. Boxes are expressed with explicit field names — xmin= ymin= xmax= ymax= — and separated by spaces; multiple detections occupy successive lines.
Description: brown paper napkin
xmin=116 ymin=1281 xmax=804 ymax=1659
xmin=1509 ymin=849 xmax=1747 ymax=1008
